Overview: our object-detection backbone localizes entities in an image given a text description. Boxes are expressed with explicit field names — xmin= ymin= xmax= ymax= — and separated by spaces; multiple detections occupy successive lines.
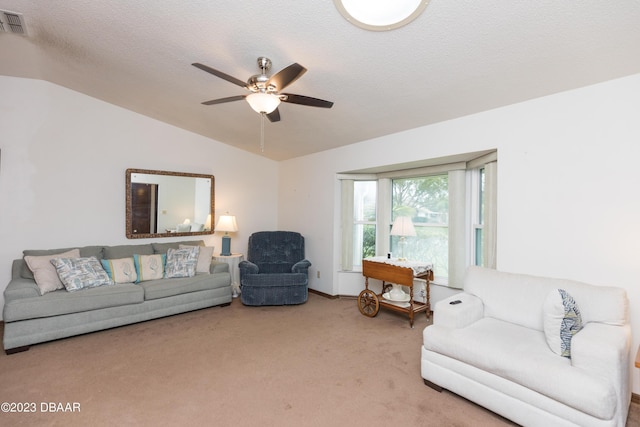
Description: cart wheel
xmin=358 ymin=289 xmax=379 ymax=317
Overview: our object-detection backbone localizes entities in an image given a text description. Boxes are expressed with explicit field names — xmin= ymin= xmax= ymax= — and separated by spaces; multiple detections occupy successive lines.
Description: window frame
xmin=339 ymin=151 xmax=497 ymax=287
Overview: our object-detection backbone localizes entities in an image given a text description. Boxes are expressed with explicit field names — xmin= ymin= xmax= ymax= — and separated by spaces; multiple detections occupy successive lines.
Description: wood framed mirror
xmin=126 ymin=168 xmax=215 ymax=239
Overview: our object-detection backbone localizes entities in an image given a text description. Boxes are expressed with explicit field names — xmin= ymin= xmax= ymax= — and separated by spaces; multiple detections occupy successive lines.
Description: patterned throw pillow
xmin=101 ymin=257 xmax=138 ymax=284
xmin=179 ymin=244 xmax=213 ymax=273
xmin=543 ymin=288 xmax=583 ymax=358
xmin=24 ymin=249 xmax=81 ymax=295
xmin=133 ymin=254 xmax=165 ymax=282
xmin=165 ymin=246 xmax=199 ymax=278
xmin=50 ymin=256 xmax=114 ymax=292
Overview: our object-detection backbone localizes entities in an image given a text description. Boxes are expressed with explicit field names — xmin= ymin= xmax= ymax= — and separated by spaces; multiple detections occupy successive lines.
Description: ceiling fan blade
xmin=266 ymin=108 xmax=281 ymax=122
xmin=281 ymin=93 xmax=334 ymax=108
xmin=192 ymin=62 xmax=247 ymax=88
xmin=268 ymin=63 xmax=307 ymax=91
xmin=201 ymin=95 xmax=246 ymax=105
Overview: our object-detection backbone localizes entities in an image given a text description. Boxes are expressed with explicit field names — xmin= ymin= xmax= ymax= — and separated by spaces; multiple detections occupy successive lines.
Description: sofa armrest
xmin=292 ymin=259 xmax=311 ymax=274
xmin=239 ymin=260 xmax=259 ymax=275
xmin=210 ymin=260 xmax=229 ymax=274
xmin=571 ymin=322 xmax=631 ymax=409
xmin=433 ymin=293 xmax=484 ymax=329
xmin=4 ymin=278 xmax=41 ymax=300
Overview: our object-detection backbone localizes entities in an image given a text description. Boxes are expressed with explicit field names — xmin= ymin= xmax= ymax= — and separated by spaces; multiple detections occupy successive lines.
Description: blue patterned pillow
xmin=543 ymin=288 xmax=583 ymax=357
xmin=50 ymin=256 xmax=114 ymax=292
xmin=165 ymin=246 xmax=199 ymax=278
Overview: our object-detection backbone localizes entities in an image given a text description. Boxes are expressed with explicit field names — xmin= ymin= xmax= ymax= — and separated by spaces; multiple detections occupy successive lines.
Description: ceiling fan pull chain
xmin=260 ymin=112 xmax=265 ymax=153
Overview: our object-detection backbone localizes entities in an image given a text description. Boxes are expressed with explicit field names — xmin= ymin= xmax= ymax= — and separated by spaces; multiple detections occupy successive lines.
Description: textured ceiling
xmin=1 ymin=1 xmax=639 ymax=160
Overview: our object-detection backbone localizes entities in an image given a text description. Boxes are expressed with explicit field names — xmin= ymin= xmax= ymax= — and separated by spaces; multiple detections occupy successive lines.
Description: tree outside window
xmin=391 ymin=175 xmax=449 ymax=277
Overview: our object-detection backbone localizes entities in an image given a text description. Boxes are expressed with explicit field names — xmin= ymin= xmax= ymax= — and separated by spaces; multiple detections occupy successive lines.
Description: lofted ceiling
xmin=1 ymin=1 xmax=639 ymax=161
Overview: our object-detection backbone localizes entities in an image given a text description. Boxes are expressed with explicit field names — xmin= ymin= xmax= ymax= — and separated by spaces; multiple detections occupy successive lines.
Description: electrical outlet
xmin=317 ymin=271 xmax=320 ymax=279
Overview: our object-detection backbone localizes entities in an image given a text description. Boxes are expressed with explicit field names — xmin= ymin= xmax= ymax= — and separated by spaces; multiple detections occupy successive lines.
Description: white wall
xmin=0 ymin=76 xmax=279 ymax=311
xmin=279 ymin=73 xmax=640 ymax=393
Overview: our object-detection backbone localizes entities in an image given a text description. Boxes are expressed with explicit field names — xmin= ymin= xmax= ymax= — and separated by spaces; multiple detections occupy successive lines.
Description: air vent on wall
xmin=0 ymin=10 xmax=27 ymax=35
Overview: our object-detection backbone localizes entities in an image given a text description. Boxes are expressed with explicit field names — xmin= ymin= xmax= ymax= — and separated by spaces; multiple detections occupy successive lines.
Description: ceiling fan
xmin=192 ymin=57 xmax=334 ymax=123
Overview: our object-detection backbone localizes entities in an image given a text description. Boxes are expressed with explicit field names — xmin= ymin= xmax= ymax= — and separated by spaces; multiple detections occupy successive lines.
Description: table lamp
xmin=216 ymin=214 xmax=238 ymax=256
xmin=390 ymin=216 xmax=416 ymax=261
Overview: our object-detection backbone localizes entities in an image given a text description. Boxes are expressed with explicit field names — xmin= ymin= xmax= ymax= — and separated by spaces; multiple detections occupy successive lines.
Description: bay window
xmin=340 ymin=151 xmax=497 ymax=288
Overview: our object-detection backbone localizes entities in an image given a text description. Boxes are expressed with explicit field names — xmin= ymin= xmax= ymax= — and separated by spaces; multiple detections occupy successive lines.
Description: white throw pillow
xmin=179 ymin=244 xmax=214 ymax=274
xmin=543 ymin=288 xmax=583 ymax=357
xmin=24 ymin=249 xmax=81 ymax=295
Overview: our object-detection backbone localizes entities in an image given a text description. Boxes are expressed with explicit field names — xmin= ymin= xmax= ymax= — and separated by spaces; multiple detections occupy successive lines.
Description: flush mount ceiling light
xmin=333 ymin=0 xmax=430 ymax=31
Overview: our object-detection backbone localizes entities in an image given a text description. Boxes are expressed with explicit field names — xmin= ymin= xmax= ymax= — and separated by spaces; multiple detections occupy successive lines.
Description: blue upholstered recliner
xmin=238 ymin=231 xmax=311 ymax=306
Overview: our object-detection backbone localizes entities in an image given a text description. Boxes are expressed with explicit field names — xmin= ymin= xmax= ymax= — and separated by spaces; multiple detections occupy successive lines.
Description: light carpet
xmin=1 ymin=293 xmax=637 ymax=426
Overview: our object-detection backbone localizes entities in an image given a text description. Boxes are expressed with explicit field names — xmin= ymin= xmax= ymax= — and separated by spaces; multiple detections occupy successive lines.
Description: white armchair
xmin=422 ymin=266 xmax=631 ymax=427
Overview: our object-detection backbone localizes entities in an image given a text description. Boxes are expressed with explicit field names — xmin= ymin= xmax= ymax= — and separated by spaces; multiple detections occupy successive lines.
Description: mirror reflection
xmin=126 ymin=168 xmax=215 ymax=239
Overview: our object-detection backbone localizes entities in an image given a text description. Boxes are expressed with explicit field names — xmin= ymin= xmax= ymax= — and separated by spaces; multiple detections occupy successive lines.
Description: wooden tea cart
xmin=358 ymin=258 xmax=433 ymax=327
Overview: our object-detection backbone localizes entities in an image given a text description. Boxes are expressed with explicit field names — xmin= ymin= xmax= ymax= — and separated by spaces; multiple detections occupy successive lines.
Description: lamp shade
xmin=215 ymin=215 xmax=238 ymax=233
xmin=246 ymin=93 xmax=281 ymax=114
xmin=390 ymin=216 xmax=416 ymax=237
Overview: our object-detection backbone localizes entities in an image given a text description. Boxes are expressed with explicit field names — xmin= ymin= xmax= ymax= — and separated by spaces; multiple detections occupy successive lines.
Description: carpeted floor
xmin=0 ymin=293 xmax=638 ymax=426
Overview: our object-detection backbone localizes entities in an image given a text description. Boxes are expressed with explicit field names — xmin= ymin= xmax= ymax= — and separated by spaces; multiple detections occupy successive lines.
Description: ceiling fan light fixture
xmin=334 ymin=0 xmax=430 ymax=31
xmin=246 ymin=92 xmax=281 ymax=114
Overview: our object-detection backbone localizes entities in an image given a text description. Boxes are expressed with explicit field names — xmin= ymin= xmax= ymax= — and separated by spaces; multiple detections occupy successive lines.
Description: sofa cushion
xmin=104 ymin=244 xmax=154 ymax=259
xmin=152 ymin=240 xmax=204 ymax=254
xmin=3 ymin=283 xmax=144 ymax=322
xmin=423 ymin=317 xmax=616 ymax=420
xmin=257 ymin=262 xmax=294 ymax=274
xmin=101 ymin=257 xmax=138 ymax=284
xmin=51 ymin=257 xmax=114 ymax=291
xmin=543 ymin=289 xmax=583 ymax=358
xmin=139 ymin=273 xmax=229 ymax=300
xmin=165 ymin=247 xmax=199 ymax=278
xmin=133 ymin=254 xmax=165 ymax=282
xmin=24 ymin=249 xmax=80 ymax=295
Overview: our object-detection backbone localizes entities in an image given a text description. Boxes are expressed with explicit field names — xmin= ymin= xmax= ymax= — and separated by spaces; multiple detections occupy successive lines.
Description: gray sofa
xmin=3 ymin=240 xmax=232 ymax=353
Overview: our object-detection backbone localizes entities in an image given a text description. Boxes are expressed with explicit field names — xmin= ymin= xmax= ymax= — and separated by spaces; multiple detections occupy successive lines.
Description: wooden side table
xmin=213 ymin=253 xmax=244 ymax=297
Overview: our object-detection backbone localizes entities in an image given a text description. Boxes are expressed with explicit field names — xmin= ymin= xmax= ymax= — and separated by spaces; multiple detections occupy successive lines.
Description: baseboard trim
xmin=308 ymin=289 xmax=361 ymax=300
xmin=632 ymin=393 xmax=640 ymax=405
xmin=308 ymin=289 xmax=339 ymax=299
